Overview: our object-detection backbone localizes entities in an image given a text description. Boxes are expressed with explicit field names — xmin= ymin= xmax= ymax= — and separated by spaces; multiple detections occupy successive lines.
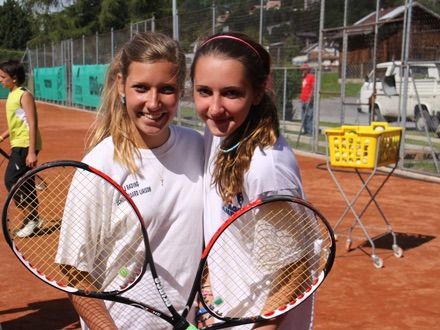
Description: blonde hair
xmin=87 ymin=32 xmax=186 ymax=173
xmin=191 ymin=32 xmax=279 ymax=202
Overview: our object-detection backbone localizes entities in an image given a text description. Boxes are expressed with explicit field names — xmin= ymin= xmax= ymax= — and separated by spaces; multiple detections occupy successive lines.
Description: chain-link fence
xmin=321 ymin=0 xmax=440 ymax=176
xmin=22 ymin=0 xmax=440 ymax=177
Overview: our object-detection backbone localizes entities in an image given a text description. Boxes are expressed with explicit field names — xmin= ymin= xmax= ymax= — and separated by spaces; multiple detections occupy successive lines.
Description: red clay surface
xmin=0 ymin=100 xmax=439 ymax=329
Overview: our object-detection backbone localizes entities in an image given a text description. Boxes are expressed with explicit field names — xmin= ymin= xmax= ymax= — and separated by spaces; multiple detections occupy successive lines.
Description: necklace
xmin=219 ymin=141 xmax=241 ymax=153
xmin=218 ymin=131 xmax=253 ymax=154
xmin=145 ymin=157 xmax=165 ymax=186
xmin=218 ymin=121 xmax=253 ymax=154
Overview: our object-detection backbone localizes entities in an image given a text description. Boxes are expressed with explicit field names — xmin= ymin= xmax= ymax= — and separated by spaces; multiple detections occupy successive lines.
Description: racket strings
xmin=58 ymin=171 xmax=144 ymax=291
xmin=7 ymin=166 xmax=146 ymax=294
xmin=10 ymin=171 xmax=71 ymax=285
xmin=253 ymin=205 xmax=331 ymax=310
xmin=253 ymin=206 xmax=320 ymax=265
xmin=202 ymin=201 xmax=332 ymax=320
xmin=35 ymin=176 xmax=48 ymax=191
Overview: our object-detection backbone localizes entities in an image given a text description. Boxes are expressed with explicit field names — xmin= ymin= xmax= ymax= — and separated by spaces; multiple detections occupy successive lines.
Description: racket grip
xmin=174 ymin=319 xmax=197 ymax=330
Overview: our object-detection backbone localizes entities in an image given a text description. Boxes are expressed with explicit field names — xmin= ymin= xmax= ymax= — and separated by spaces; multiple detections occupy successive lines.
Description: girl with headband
xmin=191 ymin=32 xmax=314 ymax=329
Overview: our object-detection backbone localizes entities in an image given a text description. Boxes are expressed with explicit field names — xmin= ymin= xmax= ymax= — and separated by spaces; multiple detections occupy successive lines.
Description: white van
xmin=358 ymin=61 xmax=440 ymax=135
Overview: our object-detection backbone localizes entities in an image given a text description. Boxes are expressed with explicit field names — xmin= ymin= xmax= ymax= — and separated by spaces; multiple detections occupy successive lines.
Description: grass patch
xmin=405 ymin=129 xmax=439 ymax=139
xmin=320 ymin=72 xmax=362 ymax=98
xmin=406 ymin=138 xmax=440 ymax=148
xmin=178 ymin=106 xmax=198 ymax=119
xmin=403 ymin=160 xmax=440 ymax=174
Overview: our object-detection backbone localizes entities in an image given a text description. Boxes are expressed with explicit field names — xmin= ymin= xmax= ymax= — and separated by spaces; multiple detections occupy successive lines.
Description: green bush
xmin=0 ymin=49 xmax=25 ymax=98
xmin=0 ymin=48 xmax=24 ymax=62
xmin=272 ymin=68 xmax=302 ymax=120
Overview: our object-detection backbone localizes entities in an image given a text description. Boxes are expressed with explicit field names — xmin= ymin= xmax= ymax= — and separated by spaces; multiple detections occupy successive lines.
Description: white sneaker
xmin=15 ymin=219 xmax=43 ymax=238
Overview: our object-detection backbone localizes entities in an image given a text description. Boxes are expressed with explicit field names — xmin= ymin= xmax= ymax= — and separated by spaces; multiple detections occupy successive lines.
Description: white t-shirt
xmin=203 ymin=128 xmax=314 ymax=330
xmin=56 ymin=125 xmax=204 ymax=329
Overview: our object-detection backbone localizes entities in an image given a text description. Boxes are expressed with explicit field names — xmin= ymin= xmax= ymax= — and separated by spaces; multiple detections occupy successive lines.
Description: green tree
xmin=128 ymin=0 xmax=170 ymax=21
xmin=99 ymin=0 xmax=128 ymax=31
xmin=25 ymin=0 xmax=101 ymax=46
xmin=70 ymin=0 xmax=101 ymax=33
xmin=19 ymin=0 xmax=64 ymax=12
xmin=0 ymin=0 xmax=32 ymax=49
xmin=228 ymin=1 xmax=259 ymax=38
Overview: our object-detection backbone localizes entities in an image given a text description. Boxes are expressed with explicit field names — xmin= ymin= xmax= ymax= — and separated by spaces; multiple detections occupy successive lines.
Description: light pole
xmin=172 ymin=0 xmax=179 ymax=41
xmin=259 ymin=0 xmax=264 ymax=44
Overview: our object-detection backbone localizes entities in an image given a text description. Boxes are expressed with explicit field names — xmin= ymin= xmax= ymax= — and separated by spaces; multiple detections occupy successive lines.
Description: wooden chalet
xmin=327 ymin=2 xmax=440 ymax=79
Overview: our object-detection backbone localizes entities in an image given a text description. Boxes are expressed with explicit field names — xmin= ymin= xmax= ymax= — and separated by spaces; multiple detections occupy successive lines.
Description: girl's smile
xmin=118 ymin=60 xmax=179 ymax=148
xmin=193 ymin=55 xmax=260 ymax=137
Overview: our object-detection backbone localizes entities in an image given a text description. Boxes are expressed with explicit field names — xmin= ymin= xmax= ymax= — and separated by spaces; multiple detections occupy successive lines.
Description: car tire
xmin=373 ymin=105 xmax=385 ymax=122
xmin=415 ymin=107 xmax=437 ymax=132
xmin=431 ymin=115 xmax=439 ymax=133
xmin=415 ymin=109 xmax=427 ymax=131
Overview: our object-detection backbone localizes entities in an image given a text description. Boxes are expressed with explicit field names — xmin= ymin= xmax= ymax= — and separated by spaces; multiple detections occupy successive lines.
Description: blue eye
xmin=196 ymin=87 xmax=211 ymax=97
xmin=223 ymin=89 xmax=242 ymax=99
xmin=134 ymin=85 xmax=148 ymax=93
xmin=161 ymin=85 xmax=177 ymax=94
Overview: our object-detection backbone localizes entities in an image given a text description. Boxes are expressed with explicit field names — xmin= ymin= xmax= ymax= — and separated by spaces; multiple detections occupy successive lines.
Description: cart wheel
xmin=372 ymin=255 xmax=383 ymax=269
xmin=345 ymin=238 xmax=352 ymax=251
xmin=392 ymin=245 xmax=403 ymax=258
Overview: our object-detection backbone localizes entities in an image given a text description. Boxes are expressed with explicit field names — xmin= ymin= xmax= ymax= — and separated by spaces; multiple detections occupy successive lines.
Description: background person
xmin=0 ymin=59 xmax=43 ymax=238
xmin=299 ymin=63 xmax=315 ymax=135
xmin=191 ymin=32 xmax=314 ymax=330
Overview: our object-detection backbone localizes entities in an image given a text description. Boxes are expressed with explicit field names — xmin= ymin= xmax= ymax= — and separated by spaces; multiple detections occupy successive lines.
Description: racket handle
xmin=173 ymin=319 xmax=197 ymax=330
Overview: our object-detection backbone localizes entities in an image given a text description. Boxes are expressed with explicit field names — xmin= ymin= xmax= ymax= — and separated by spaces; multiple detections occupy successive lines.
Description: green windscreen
xmin=72 ymin=64 xmax=108 ymax=108
xmin=0 ymin=86 xmax=9 ymax=99
xmin=33 ymin=66 xmax=66 ymax=102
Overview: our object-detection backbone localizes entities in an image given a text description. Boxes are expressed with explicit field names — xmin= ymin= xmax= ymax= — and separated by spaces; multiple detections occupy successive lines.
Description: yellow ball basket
xmin=325 ymin=122 xmax=403 ymax=169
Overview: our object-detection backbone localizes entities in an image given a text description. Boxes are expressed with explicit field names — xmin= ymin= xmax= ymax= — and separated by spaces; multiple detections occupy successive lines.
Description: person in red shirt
xmin=299 ymin=63 xmax=315 ymax=135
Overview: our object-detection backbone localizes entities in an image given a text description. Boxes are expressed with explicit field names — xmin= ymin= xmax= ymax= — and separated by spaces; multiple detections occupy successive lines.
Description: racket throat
xmin=154 ymin=278 xmax=173 ymax=307
xmin=173 ymin=318 xmax=196 ymax=330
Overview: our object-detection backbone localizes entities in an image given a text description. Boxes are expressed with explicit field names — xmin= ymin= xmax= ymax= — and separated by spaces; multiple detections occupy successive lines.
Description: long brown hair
xmin=87 ymin=32 xmax=186 ymax=173
xmin=190 ymin=32 xmax=279 ymax=202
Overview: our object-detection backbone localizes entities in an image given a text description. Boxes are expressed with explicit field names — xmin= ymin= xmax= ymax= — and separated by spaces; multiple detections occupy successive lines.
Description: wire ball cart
xmin=325 ymin=122 xmax=403 ymax=268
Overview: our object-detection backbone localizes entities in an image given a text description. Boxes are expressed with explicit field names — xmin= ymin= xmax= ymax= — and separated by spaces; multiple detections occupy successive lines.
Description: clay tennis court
xmin=0 ymin=100 xmax=439 ymax=329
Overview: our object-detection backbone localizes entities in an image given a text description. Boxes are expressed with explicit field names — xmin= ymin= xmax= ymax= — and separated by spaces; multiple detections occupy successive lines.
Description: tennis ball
xmin=119 ymin=267 xmax=129 ymax=278
xmin=374 ymin=126 xmax=385 ymax=131
xmin=213 ymin=297 xmax=223 ymax=306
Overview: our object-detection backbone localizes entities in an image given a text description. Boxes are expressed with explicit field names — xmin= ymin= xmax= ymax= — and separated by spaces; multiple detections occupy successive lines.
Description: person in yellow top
xmin=0 ymin=59 xmax=43 ymax=237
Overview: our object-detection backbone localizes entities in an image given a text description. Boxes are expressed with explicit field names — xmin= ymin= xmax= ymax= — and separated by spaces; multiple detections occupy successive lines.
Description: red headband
xmin=200 ymin=35 xmax=261 ymax=59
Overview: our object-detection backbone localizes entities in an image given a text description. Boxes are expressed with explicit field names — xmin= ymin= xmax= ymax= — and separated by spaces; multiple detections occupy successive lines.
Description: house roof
xmin=353 ymin=1 xmax=440 ymax=26
xmin=327 ymin=1 xmax=440 ymax=38
xmin=353 ymin=7 xmax=399 ymax=26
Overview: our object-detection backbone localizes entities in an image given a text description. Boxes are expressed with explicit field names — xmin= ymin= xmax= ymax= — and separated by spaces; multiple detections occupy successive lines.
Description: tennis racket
xmin=183 ymin=192 xmax=336 ymax=329
xmin=0 ymin=147 xmax=47 ymax=191
xmin=2 ymin=160 xmax=196 ymax=329
xmin=3 ymin=160 xmax=335 ymax=329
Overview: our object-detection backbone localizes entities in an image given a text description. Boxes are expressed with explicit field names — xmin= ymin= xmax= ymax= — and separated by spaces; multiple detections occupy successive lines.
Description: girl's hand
xmin=196 ymin=287 xmax=215 ymax=328
xmin=26 ymin=152 xmax=38 ymax=168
